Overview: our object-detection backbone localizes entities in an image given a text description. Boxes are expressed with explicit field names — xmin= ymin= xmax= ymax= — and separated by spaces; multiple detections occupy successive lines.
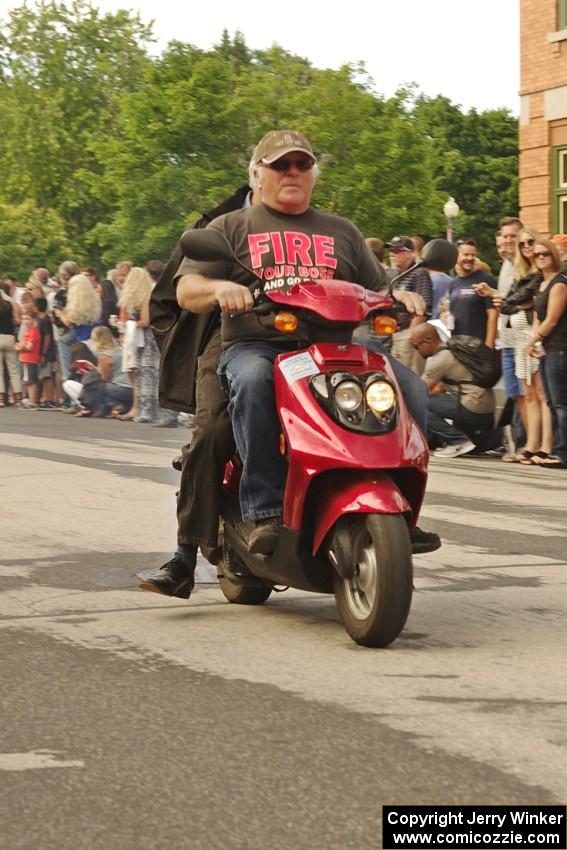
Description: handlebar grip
xmin=219 ymin=298 xmax=274 ymax=319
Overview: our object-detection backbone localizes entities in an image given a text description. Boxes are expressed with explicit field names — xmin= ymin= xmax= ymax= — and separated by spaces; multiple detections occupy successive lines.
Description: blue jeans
xmin=219 ymin=341 xmax=296 ymax=521
xmin=501 ymin=347 xmax=524 ymax=398
xmin=218 ymin=338 xmax=429 ymax=523
xmin=428 ymin=392 xmax=501 ymax=450
xmin=97 ymin=383 xmax=133 ymax=417
xmin=57 ymin=328 xmax=76 ymax=381
xmin=539 ymin=350 xmax=567 ymax=463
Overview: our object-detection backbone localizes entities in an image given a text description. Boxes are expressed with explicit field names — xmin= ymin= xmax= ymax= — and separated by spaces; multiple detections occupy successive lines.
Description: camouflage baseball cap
xmin=253 ymin=130 xmax=316 ymax=164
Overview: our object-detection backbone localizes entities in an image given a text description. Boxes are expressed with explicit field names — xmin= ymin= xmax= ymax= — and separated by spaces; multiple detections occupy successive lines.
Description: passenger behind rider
xmin=174 ymin=130 xmax=439 ymax=558
xmin=138 ymin=176 xmax=260 ymax=599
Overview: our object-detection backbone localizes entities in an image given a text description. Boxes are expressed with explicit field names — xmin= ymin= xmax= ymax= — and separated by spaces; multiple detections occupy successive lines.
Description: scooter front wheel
xmin=333 ymin=513 xmax=412 ymax=648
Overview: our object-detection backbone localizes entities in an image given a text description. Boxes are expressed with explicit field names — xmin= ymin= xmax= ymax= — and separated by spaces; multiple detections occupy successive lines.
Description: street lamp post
xmin=443 ymin=196 xmax=460 ymax=243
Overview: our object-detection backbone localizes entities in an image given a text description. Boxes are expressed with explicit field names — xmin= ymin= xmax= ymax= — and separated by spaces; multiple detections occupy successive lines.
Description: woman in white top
xmin=503 ymin=230 xmax=552 ymax=464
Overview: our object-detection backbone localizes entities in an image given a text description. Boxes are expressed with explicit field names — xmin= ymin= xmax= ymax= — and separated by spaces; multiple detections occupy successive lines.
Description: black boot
xmin=248 ymin=518 xmax=281 ymax=555
xmin=138 ymin=551 xmax=196 ymax=599
xmin=410 ymin=527 xmax=441 ymax=554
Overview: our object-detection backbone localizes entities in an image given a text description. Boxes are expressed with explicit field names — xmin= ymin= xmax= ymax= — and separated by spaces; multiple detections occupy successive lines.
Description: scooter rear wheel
xmin=219 ymin=575 xmax=273 ymax=605
xmin=219 ymin=546 xmax=272 ymax=605
xmin=333 ymin=514 xmax=412 ymax=648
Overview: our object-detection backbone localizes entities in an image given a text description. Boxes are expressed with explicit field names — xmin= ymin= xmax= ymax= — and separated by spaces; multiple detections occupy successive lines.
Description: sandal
xmin=503 ymin=449 xmax=533 ymax=463
xmin=75 ymin=407 xmax=93 ymax=417
xmin=531 ymin=452 xmax=549 ymax=465
xmin=538 ymin=455 xmax=566 ymax=469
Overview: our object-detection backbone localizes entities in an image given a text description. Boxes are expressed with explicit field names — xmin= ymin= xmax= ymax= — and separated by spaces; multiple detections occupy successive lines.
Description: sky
xmin=0 ymin=0 xmax=521 ymax=113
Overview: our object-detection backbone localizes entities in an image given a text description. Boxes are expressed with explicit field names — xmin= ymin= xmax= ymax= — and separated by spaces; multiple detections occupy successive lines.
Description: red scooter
xmin=182 ymin=230 xmax=431 ymax=647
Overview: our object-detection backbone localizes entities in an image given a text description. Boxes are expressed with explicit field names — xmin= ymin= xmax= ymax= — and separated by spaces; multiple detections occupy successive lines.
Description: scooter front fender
xmin=312 ymin=470 xmax=411 ymax=556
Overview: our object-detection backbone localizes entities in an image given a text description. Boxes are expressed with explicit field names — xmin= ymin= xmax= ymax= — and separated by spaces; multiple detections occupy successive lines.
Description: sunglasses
xmin=263 ymin=157 xmax=314 ymax=172
xmin=534 ymin=251 xmax=552 ymax=259
xmin=519 ymin=238 xmax=535 ymax=247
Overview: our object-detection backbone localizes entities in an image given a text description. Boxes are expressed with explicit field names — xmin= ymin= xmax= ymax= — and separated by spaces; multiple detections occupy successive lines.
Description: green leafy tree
xmin=414 ymin=94 xmax=518 ymax=267
xmin=0 ymin=0 xmax=152 ymax=264
xmin=0 ymin=18 xmax=518 ymax=271
xmin=0 ymin=200 xmax=71 ymax=279
xmin=92 ymin=40 xmax=256 ymax=263
xmin=94 ymin=40 xmax=446 ymax=262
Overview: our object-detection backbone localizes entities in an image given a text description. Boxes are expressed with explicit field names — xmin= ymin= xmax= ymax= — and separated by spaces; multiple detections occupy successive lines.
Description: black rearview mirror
xmin=180 ymin=229 xmax=235 ymax=263
xmin=421 ymin=238 xmax=458 ymax=274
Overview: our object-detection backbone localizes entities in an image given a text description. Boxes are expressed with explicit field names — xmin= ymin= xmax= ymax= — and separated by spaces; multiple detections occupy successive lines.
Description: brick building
xmin=520 ymin=0 xmax=567 ymax=233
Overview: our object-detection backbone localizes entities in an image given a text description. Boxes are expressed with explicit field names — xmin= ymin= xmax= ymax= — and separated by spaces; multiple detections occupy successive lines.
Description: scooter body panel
xmin=274 ymin=342 xmax=428 ymax=534
xmin=219 ymin=287 xmax=428 ymax=596
xmin=310 ymin=470 xmax=412 ymax=555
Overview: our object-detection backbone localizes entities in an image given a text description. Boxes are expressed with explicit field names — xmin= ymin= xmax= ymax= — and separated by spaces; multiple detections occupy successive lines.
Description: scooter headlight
xmin=366 ymin=380 xmax=396 ymax=416
xmin=334 ymin=380 xmax=364 ymax=412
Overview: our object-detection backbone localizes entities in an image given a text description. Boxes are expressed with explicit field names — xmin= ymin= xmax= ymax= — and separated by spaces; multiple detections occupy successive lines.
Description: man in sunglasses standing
xmin=496 ymin=216 xmax=527 ymax=444
xmin=171 ymin=130 xmax=437 ymax=559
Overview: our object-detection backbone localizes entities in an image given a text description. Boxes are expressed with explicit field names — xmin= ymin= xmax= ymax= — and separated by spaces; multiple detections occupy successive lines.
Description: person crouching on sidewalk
xmin=411 ymin=322 xmax=501 ymax=458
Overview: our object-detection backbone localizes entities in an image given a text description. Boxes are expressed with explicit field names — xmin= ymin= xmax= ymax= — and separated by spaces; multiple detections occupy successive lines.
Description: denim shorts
xmin=501 ymin=347 xmax=524 ymax=398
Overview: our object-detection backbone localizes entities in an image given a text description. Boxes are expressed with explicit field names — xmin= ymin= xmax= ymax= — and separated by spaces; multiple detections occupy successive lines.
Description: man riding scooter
xmin=160 ymin=129 xmax=440 ymax=571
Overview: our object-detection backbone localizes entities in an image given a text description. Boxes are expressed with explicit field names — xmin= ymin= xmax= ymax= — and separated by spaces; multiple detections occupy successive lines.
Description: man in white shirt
xmin=497 ymin=217 xmax=526 ymax=425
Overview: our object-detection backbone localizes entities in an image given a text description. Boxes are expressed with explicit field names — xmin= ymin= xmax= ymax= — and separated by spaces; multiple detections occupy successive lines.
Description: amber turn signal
xmin=274 ymin=312 xmax=299 ymax=333
xmin=373 ymin=315 xmax=397 ymax=335
xmin=279 ymin=433 xmax=286 ymax=455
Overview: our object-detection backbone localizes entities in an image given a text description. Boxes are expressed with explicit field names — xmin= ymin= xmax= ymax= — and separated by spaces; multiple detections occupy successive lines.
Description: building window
xmin=553 ymin=146 xmax=567 ymax=232
xmin=560 ymin=197 xmax=567 ymax=233
xmin=560 ymin=0 xmax=567 ymax=29
xmin=562 ymin=150 xmax=567 ymax=187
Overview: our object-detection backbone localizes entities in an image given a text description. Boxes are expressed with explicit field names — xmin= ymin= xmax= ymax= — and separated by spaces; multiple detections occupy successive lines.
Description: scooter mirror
xmin=421 ymin=238 xmax=458 ymax=274
xmin=180 ymin=229 xmax=235 ymax=263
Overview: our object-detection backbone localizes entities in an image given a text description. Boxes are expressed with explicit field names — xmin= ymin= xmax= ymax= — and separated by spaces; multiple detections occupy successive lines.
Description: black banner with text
xmin=382 ymin=806 xmax=566 ymax=849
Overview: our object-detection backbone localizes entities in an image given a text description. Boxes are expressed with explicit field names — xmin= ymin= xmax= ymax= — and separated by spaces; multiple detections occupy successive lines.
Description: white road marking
xmin=0 ymin=750 xmax=84 ymax=771
xmin=419 ymin=504 xmax=565 ymax=536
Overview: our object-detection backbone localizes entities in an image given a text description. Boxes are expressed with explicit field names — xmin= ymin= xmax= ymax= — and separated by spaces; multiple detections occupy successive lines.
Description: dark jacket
xmin=150 ymin=185 xmax=251 ymax=412
xmin=500 ymin=274 xmax=540 ymax=326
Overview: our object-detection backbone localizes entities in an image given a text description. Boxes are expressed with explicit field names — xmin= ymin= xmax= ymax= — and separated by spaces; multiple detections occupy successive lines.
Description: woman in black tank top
xmin=0 ymin=290 xmax=23 ymax=406
xmin=527 ymin=238 xmax=567 ymax=467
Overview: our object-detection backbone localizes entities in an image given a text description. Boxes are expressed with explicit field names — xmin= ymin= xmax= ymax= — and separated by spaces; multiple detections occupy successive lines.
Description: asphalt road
xmin=1 ymin=409 xmax=566 ymax=850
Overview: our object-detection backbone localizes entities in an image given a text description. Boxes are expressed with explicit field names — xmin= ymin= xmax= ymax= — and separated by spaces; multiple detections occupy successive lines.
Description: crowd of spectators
xmin=365 ymin=221 xmax=567 ymax=469
xmin=0 ymin=260 xmax=182 ymax=427
xmin=1 ymin=220 xmax=566 ymax=468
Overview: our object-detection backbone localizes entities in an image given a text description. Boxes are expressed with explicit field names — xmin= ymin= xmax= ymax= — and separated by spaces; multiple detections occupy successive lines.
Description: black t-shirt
xmin=0 ymin=298 xmax=14 ymax=335
xmin=534 ymin=272 xmax=567 ymax=351
xmin=449 ymin=270 xmax=496 ymax=340
xmin=177 ymin=203 xmax=386 ymax=347
xmin=38 ymin=315 xmax=56 ymax=362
